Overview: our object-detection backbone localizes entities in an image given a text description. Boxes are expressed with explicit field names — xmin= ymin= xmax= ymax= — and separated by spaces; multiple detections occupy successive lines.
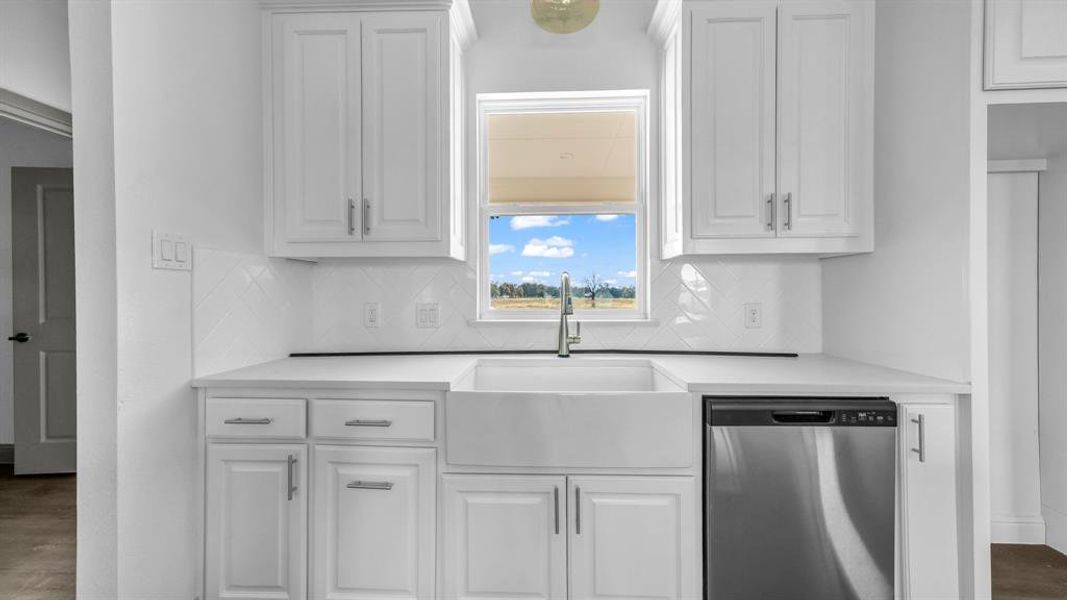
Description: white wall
xmin=822 ymin=0 xmax=974 ymax=383
xmin=0 ymin=118 xmax=72 ymax=446
xmin=0 ymin=0 xmax=71 ymax=111
xmin=306 ymin=0 xmax=824 ymax=355
xmin=987 ymin=171 xmax=1043 ymax=544
xmin=1039 ymin=150 xmax=1067 ymax=554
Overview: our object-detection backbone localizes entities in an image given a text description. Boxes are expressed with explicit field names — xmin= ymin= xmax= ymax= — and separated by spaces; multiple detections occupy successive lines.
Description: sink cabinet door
xmin=311 ymin=445 xmax=435 ymax=600
xmin=568 ymin=476 xmax=699 ymax=600
xmin=205 ymin=443 xmax=307 ymax=600
xmin=442 ymin=475 xmax=567 ymax=600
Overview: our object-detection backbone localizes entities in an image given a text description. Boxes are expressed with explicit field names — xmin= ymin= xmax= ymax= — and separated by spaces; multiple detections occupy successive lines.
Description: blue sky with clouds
xmin=488 ymin=214 xmax=637 ymax=286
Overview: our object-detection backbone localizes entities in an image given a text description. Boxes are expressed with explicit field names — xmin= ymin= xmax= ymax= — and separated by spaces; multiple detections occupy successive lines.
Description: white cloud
xmin=618 ymin=270 xmax=637 ymax=278
xmin=509 ymin=271 xmax=524 ymax=276
xmin=488 ymin=243 xmax=515 ymax=256
xmin=595 ymin=214 xmax=620 ymax=222
xmin=511 ymin=215 xmax=570 ymax=230
xmin=528 ymin=271 xmax=552 ymax=277
xmin=602 ymin=279 xmax=617 ymax=286
xmin=522 ymin=237 xmax=576 ymax=258
xmin=521 ymin=276 xmax=537 ymax=283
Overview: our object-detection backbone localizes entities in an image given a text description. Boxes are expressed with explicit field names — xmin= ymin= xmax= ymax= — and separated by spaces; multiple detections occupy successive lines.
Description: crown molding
xmin=450 ymin=0 xmax=478 ymax=49
xmin=647 ymin=0 xmax=682 ymax=46
xmin=261 ymin=0 xmax=453 ymax=12
xmin=0 ymin=89 xmax=72 ymax=138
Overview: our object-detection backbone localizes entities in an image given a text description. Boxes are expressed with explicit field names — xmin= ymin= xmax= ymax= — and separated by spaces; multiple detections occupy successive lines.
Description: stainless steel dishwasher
xmin=705 ymin=397 xmax=897 ymax=600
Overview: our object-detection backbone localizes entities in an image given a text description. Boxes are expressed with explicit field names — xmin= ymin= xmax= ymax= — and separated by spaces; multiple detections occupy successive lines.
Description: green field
xmin=490 ymin=297 xmax=636 ymax=311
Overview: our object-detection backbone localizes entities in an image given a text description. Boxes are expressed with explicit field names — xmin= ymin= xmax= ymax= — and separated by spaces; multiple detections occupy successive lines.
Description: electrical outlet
xmin=363 ymin=302 xmax=380 ymax=328
xmin=416 ymin=302 xmax=440 ymax=329
xmin=744 ymin=303 xmax=762 ymax=329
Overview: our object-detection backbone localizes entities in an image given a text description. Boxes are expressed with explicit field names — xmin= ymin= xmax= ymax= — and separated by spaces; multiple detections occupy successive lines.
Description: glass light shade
xmin=530 ymin=0 xmax=600 ymax=34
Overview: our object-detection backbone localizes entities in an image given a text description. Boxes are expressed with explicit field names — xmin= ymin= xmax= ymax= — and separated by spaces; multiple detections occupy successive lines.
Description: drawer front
xmin=312 ymin=399 xmax=435 ymax=441
xmin=206 ymin=397 xmax=306 ymax=439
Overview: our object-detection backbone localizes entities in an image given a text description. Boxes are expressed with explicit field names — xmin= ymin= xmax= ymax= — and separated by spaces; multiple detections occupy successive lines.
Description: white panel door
xmin=311 ymin=445 xmax=435 ymax=600
xmin=777 ymin=1 xmax=866 ymax=238
xmin=272 ymin=12 xmax=362 ymax=244
xmin=568 ymin=477 xmax=698 ymax=600
xmin=899 ymin=404 xmax=960 ymax=600
xmin=986 ymin=0 xmax=1067 ymax=89
xmin=689 ymin=2 xmax=777 ymax=238
xmin=361 ymin=12 xmax=444 ymax=242
xmin=206 ymin=444 xmax=307 ymax=600
xmin=442 ymin=475 xmax=567 ymax=600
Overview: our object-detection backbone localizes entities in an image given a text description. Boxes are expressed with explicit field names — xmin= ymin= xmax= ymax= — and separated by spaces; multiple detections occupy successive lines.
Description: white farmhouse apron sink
xmin=446 ymin=358 xmax=693 ymax=468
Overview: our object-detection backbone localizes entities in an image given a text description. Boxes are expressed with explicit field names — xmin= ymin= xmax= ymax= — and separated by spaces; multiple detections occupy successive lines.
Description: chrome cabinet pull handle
xmin=363 ymin=199 xmax=370 ymax=235
xmin=575 ymin=486 xmax=581 ymax=535
xmin=287 ymin=455 xmax=297 ymax=501
xmin=344 ymin=419 xmax=393 ymax=428
xmin=554 ymin=486 xmax=560 ymax=535
xmin=766 ymin=194 xmax=775 ymax=231
xmin=348 ymin=198 xmax=356 ymax=236
xmin=784 ymin=192 xmax=793 ymax=230
xmin=223 ymin=417 xmax=273 ymax=425
xmin=911 ymin=414 xmax=926 ymax=463
xmin=347 ymin=480 xmax=394 ymax=490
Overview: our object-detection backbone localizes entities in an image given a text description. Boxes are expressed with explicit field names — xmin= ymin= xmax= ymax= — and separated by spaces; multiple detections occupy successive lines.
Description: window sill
xmin=469 ymin=318 xmax=660 ymax=326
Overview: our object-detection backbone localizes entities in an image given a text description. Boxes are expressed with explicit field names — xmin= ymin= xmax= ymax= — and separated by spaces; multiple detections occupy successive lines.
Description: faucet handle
xmin=569 ymin=321 xmax=582 ymax=344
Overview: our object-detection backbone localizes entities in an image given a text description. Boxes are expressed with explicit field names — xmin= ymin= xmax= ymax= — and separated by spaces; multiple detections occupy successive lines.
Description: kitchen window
xmin=477 ymin=91 xmax=649 ymax=321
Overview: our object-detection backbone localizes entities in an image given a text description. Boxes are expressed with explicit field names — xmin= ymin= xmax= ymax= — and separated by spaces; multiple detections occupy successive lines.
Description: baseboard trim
xmin=992 ymin=514 xmax=1047 ymax=544
xmin=0 ymin=444 xmax=12 ymax=464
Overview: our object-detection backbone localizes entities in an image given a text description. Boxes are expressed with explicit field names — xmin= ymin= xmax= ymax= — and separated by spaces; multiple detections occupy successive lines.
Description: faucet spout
xmin=558 ymin=272 xmax=581 ymax=357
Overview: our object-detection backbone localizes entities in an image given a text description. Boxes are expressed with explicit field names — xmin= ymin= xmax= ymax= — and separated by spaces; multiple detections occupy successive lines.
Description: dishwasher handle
xmin=771 ymin=410 xmax=835 ymax=424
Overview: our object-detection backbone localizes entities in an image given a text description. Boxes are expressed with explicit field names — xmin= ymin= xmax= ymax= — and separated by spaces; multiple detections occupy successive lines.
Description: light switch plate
xmin=416 ymin=302 xmax=440 ymax=329
xmin=152 ymin=231 xmax=192 ymax=271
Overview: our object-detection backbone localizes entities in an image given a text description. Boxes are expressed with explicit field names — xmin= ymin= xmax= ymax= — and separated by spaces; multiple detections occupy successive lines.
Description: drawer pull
xmin=345 ymin=419 xmax=393 ymax=428
xmin=223 ymin=417 xmax=273 ymax=425
xmin=347 ymin=480 xmax=394 ymax=491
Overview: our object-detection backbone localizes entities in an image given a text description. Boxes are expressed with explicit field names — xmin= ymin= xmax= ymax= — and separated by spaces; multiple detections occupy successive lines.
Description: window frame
xmin=475 ymin=90 xmax=651 ymax=322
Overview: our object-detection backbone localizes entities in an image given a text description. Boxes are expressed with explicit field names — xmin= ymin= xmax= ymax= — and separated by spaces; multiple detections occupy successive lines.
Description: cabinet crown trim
xmin=262 ymin=0 xmax=454 ymax=12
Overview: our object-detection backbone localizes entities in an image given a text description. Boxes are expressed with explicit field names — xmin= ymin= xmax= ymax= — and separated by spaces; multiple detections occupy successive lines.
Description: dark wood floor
xmin=0 ymin=465 xmax=75 ymax=599
xmin=993 ymin=543 xmax=1067 ymax=599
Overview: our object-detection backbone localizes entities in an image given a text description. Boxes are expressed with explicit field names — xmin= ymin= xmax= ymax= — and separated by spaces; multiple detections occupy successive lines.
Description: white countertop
xmin=192 ymin=353 xmax=970 ymax=396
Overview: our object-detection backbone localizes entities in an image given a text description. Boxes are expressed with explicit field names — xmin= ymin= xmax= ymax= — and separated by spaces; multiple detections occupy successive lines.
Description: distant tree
xmin=583 ymin=274 xmax=611 ymax=308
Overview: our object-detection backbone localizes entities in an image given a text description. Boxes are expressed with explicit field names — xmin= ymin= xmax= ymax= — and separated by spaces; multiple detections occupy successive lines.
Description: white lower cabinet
xmin=442 ymin=475 xmax=567 ymax=600
xmin=899 ymin=404 xmax=960 ymax=600
xmin=443 ymin=475 xmax=698 ymax=600
xmin=206 ymin=444 xmax=308 ymax=600
xmin=311 ymin=445 xmax=435 ymax=600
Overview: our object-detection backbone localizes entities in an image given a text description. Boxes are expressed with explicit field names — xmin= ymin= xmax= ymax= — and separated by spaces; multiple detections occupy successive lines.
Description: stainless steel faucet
xmin=557 ymin=271 xmax=581 ymax=357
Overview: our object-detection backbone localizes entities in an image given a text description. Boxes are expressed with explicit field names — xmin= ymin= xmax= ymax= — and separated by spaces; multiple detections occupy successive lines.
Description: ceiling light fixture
xmin=531 ymin=0 xmax=600 ymax=34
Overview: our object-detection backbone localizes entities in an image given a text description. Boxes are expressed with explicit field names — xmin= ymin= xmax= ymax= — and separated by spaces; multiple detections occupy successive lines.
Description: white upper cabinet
xmin=266 ymin=4 xmax=474 ymax=259
xmin=652 ymin=0 xmax=873 ymax=256
xmin=361 ymin=12 xmax=444 ymax=242
xmin=777 ymin=1 xmax=869 ymax=239
xmin=690 ymin=2 xmax=777 ymax=239
xmin=985 ymin=0 xmax=1067 ymax=89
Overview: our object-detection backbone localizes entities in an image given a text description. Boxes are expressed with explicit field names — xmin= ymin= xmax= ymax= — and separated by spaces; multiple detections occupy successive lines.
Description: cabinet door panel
xmin=361 ymin=12 xmax=444 ymax=242
xmin=273 ymin=13 xmax=362 ymax=244
xmin=206 ymin=444 xmax=306 ymax=600
xmin=311 ymin=446 xmax=435 ymax=600
xmin=777 ymin=1 xmax=867 ymax=238
xmin=568 ymin=477 xmax=698 ymax=600
xmin=985 ymin=0 xmax=1067 ymax=89
xmin=442 ymin=475 xmax=567 ymax=600
xmin=900 ymin=404 xmax=960 ymax=600
xmin=690 ymin=3 xmax=777 ymax=239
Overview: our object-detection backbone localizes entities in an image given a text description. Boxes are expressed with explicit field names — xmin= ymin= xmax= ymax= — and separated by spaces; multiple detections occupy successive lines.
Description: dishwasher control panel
xmin=838 ymin=409 xmax=897 ymax=427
